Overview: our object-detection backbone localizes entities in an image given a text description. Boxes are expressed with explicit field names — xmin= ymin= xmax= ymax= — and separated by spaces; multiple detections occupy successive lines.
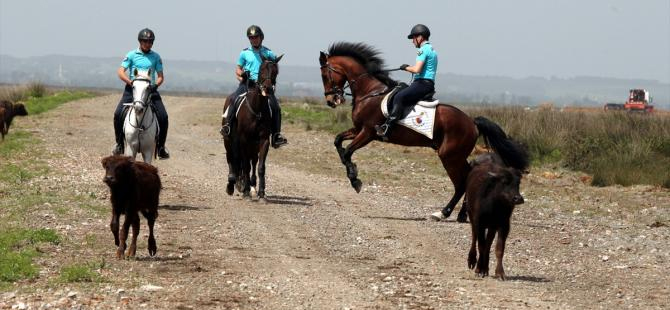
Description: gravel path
xmin=1 ymin=95 xmax=669 ymax=309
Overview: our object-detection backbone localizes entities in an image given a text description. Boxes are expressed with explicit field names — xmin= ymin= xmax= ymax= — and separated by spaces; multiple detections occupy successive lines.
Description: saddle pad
xmin=222 ymin=93 xmax=247 ymax=118
xmin=381 ymin=92 xmax=441 ymax=139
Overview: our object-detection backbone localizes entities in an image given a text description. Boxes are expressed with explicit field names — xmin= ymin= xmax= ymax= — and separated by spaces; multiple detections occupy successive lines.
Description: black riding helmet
xmin=246 ymin=25 xmax=264 ymax=39
xmin=407 ymin=24 xmax=430 ymax=39
xmin=138 ymin=28 xmax=155 ymax=41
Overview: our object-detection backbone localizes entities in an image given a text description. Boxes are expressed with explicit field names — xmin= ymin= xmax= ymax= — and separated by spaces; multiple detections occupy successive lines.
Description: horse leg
xmin=257 ymin=140 xmax=270 ymax=201
xmin=334 ymin=128 xmax=358 ymax=164
xmin=241 ymin=156 xmax=252 ymax=199
xmin=438 ymin=148 xmax=471 ymax=221
xmin=341 ymin=129 xmax=375 ymax=193
xmin=251 ymin=156 xmax=258 ymax=196
xmin=468 ymin=219 xmax=478 ymax=270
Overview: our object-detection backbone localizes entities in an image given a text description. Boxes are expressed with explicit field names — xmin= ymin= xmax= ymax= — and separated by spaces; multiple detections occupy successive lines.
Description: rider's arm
xmin=404 ymin=61 xmax=425 ymax=74
xmin=235 ymin=65 xmax=245 ymax=82
xmin=156 ymin=71 xmax=164 ymax=87
xmin=117 ymin=67 xmax=132 ymax=86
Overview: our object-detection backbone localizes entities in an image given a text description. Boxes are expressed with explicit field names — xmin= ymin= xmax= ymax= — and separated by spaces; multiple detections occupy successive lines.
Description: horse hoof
xmin=351 ymin=179 xmax=362 ymax=193
xmin=456 ymin=214 xmax=468 ymax=223
xmin=226 ymin=183 xmax=234 ymax=195
xmin=429 ymin=211 xmax=445 ymax=221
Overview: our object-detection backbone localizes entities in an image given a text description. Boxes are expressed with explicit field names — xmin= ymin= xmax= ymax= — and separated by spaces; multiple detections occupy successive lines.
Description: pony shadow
xmin=134 ymin=255 xmax=189 ymax=262
xmin=159 ymin=204 xmax=207 ymax=211
xmin=263 ymin=195 xmax=313 ymax=206
xmin=364 ymin=216 xmax=427 ymax=222
xmin=506 ymin=275 xmax=551 ymax=282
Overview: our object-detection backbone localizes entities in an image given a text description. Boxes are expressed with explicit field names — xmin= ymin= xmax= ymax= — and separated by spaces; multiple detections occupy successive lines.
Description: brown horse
xmin=319 ymin=42 xmax=528 ymax=221
xmin=222 ymin=55 xmax=283 ymax=200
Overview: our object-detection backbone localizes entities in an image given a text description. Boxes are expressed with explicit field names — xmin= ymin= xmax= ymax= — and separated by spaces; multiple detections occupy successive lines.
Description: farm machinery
xmin=604 ymin=89 xmax=654 ymax=113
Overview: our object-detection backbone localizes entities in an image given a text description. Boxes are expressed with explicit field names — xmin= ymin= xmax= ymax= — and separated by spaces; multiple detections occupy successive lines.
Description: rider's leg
xmin=152 ymin=92 xmax=170 ymax=159
xmin=375 ymin=80 xmax=434 ymax=137
xmin=270 ymin=95 xmax=287 ymax=148
xmin=222 ymin=83 xmax=247 ymax=136
xmin=113 ymin=85 xmax=133 ymax=155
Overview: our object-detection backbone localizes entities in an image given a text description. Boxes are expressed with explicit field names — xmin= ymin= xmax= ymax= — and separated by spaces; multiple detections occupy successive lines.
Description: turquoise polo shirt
xmin=414 ymin=42 xmax=438 ymax=81
xmin=237 ymin=46 xmax=276 ymax=81
xmin=121 ymin=49 xmax=163 ymax=83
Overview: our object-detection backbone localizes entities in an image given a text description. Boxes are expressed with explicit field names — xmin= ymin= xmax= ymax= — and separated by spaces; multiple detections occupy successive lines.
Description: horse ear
xmin=274 ymin=54 xmax=284 ymax=63
xmin=319 ymin=51 xmax=328 ymax=65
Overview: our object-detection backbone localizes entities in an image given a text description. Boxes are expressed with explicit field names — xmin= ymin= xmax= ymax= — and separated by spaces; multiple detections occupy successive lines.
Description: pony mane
xmin=327 ymin=42 xmax=398 ymax=88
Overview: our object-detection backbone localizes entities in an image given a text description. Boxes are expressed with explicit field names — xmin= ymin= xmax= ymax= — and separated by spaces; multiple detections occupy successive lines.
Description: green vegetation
xmin=283 ymin=99 xmax=670 ymax=188
xmin=465 ymin=106 xmax=670 ymax=188
xmin=0 ymin=229 xmax=60 ymax=284
xmin=282 ymin=101 xmax=351 ymax=134
xmin=24 ymin=91 xmax=94 ymax=115
xmin=59 ymin=261 xmax=104 ymax=283
xmin=0 ymin=83 xmax=101 ymax=289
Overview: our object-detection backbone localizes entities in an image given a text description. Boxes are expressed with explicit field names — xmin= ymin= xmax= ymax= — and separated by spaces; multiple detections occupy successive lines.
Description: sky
xmin=1 ymin=0 xmax=669 ymax=83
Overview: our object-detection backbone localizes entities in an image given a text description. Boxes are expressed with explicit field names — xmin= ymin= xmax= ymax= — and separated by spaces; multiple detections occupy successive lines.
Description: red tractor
xmin=623 ymin=89 xmax=654 ymax=113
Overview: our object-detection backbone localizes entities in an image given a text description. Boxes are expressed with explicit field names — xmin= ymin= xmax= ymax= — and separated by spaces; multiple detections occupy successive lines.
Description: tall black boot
xmin=112 ymin=112 xmax=124 ymax=155
xmin=375 ymin=103 xmax=404 ymax=138
xmin=221 ymin=99 xmax=239 ymax=137
xmin=270 ymin=97 xmax=287 ymax=148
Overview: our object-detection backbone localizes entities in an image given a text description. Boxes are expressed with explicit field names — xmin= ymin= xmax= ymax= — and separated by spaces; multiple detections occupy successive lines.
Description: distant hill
xmin=1 ymin=54 xmax=668 ymax=108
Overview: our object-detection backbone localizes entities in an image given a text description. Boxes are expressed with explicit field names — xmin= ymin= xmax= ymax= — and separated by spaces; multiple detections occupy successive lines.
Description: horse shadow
xmin=158 ymin=204 xmax=208 ymax=211
xmin=505 ymin=275 xmax=551 ymax=282
xmin=364 ymin=216 xmax=427 ymax=222
xmin=262 ymin=195 xmax=313 ymax=206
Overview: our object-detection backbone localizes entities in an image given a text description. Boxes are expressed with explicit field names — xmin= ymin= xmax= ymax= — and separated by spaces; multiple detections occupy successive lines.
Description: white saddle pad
xmin=380 ymin=92 xmax=442 ymax=139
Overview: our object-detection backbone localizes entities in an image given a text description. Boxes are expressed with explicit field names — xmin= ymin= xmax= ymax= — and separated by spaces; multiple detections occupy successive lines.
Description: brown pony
xmin=222 ymin=55 xmax=283 ymax=200
xmin=319 ymin=42 xmax=528 ymax=221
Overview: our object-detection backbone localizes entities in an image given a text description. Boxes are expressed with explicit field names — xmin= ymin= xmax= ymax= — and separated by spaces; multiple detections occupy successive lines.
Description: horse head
xmin=258 ymin=54 xmax=283 ymax=97
xmin=319 ymin=51 xmax=348 ymax=108
xmin=130 ymin=68 xmax=153 ymax=114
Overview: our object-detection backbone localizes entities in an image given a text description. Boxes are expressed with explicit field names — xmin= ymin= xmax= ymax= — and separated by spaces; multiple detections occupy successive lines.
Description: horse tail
xmin=474 ymin=116 xmax=529 ymax=171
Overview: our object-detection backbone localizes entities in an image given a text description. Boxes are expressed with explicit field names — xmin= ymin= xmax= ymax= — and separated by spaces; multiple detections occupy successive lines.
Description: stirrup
xmin=112 ymin=143 xmax=123 ymax=156
xmin=375 ymin=123 xmax=390 ymax=137
xmin=272 ymin=133 xmax=288 ymax=148
xmin=220 ymin=124 xmax=231 ymax=137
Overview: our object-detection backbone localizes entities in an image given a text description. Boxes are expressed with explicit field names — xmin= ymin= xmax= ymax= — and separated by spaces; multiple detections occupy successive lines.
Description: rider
xmin=221 ymin=25 xmax=288 ymax=148
xmin=113 ymin=28 xmax=170 ymax=159
xmin=375 ymin=24 xmax=438 ymax=139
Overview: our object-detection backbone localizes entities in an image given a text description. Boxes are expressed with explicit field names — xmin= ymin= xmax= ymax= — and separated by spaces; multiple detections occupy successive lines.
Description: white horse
xmin=123 ymin=69 xmax=158 ymax=164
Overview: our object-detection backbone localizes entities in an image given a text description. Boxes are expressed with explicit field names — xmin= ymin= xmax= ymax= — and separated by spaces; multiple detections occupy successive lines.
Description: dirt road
xmin=2 ymin=95 xmax=669 ymax=309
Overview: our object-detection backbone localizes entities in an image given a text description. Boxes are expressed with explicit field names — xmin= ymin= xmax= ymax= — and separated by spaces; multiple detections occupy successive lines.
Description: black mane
xmin=327 ymin=42 xmax=398 ymax=88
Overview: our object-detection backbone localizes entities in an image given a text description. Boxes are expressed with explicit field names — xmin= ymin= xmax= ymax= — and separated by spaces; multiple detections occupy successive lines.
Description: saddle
xmin=383 ymin=84 xmax=439 ymax=117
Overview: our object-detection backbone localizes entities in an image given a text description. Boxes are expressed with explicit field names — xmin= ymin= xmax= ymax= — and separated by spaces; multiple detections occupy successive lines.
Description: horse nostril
xmin=513 ymin=195 xmax=524 ymax=205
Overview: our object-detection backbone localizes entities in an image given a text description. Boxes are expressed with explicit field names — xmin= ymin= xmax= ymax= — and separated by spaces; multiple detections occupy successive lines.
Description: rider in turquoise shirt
xmin=113 ymin=28 xmax=170 ymax=159
xmin=376 ymin=24 xmax=438 ymax=139
xmin=221 ymin=25 xmax=287 ymax=148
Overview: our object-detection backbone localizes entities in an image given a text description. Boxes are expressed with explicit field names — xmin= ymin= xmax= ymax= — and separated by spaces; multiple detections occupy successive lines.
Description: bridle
xmin=257 ymin=59 xmax=277 ymax=96
xmin=124 ymin=76 xmax=156 ymax=131
xmin=320 ymin=61 xmax=371 ymax=99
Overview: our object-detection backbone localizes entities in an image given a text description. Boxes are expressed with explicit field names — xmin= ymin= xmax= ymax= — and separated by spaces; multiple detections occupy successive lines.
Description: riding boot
xmin=112 ymin=111 xmax=124 ymax=155
xmin=375 ymin=103 xmax=404 ymax=138
xmin=270 ymin=97 xmax=287 ymax=148
xmin=221 ymin=98 xmax=239 ymax=137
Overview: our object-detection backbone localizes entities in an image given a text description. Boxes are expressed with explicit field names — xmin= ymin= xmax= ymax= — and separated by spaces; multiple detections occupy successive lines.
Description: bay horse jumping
xmin=319 ymin=42 xmax=528 ymax=221
xmin=222 ymin=55 xmax=283 ymax=200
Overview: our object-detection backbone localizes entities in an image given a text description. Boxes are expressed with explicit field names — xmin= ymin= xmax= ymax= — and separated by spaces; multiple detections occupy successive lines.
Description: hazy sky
xmin=1 ymin=0 xmax=669 ymax=82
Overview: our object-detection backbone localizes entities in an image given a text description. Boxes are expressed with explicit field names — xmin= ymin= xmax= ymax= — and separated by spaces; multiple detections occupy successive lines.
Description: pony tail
xmin=474 ymin=116 xmax=530 ymax=171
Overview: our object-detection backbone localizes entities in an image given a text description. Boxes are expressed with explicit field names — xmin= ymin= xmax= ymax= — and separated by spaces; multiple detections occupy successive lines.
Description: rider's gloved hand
xmin=240 ymin=71 xmax=249 ymax=81
xmin=399 ymin=64 xmax=410 ymax=71
xmin=149 ymin=84 xmax=158 ymax=93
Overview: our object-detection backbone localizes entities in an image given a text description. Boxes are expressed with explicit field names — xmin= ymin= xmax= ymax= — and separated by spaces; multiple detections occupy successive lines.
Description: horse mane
xmin=328 ymin=42 xmax=398 ymax=88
